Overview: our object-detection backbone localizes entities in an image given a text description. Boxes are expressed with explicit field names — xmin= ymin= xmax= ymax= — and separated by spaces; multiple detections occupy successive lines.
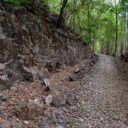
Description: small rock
xmin=34 ymin=98 xmax=40 ymax=104
xmin=69 ymin=77 xmax=75 ymax=81
xmin=58 ymin=119 xmax=64 ymax=124
xmin=52 ymin=93 xmax=67 ymax=107
xmin=74 ymin=69 xmax=80 ymax=73
xmin=23 ymin=120 xmax=29 ymax=125
xmin=43 ymin=79 xmax=50 ymax=87
xmin=45 ymin=94 xmax=53 ymax=106
xmin=78 ymin=118 xmax=84 ymax=122
xmin=0 ymin=94 xmax=7 ymax=101
xmin=112 ymin=115 xmax=120 ymax=120
xmin=29 ymin=99 xmax=40 ymax=104
xmin=56 ymin=126 xmax=64 ymax=128
xmin=62 ymin=107 xmax=69 ymax=113
xmin=66 ymin=93 xmax=75 ymax=105
xmin=0 ymin=121 xmax=11 ymax=128
xmin=0 ymin=75 xmax=7 ymax=81
xmin=89 ymin=62 xmax=94 ymax=66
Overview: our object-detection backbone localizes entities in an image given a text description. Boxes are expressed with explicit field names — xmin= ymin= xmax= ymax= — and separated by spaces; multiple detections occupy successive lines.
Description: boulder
xmin=49 ymin=87 xmax=67 ymax=107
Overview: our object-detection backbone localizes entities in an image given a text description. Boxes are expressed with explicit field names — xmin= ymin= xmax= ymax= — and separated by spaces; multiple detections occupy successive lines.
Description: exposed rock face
xmin=0 ymin=2 xmax=92 ymax=83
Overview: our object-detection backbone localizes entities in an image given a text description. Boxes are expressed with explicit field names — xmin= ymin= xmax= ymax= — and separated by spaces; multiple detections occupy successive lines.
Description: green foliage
xmin=1 ymin=0 xmax=31 ymax=7
xmin=67 ymin=122 xmax=74 ymax=127
xmin=45 ymin=0 xmax=128 ymax=56
xmin=82 ymin=106 xmax=91 ymax=111
xmin=44 ymin=0 xmax=61 ymax=14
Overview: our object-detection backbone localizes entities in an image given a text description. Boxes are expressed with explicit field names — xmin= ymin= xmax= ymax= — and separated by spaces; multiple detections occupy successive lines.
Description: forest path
xmin=43 ymin=54 xmax=128 ymax=128
xmin=80 ymin=54 xmax=128 ymax=128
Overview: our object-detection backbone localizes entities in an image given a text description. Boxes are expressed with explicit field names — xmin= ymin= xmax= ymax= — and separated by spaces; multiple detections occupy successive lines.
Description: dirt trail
xmin=1 ymin=54 xmax=128 ymax=128
xmin=51 ymin=54 xmax=128 ymax=128
xmin=82 ymin=54 xmax=128 ymax=128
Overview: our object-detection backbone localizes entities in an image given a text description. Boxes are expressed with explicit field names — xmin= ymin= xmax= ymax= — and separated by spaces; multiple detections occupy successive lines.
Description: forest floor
xmin=0 ymin=54 xmax=128 ymax=128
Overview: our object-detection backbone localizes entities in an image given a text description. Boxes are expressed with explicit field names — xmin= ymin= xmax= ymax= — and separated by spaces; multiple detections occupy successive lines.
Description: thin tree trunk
xmin=115 ymin=9 xmax=118 ymax=56
xmin=123 ymin=11 xmax=126 ymax=54
xmin=57 ymin=0 xmax=68 ymax=28
xmin=73 ymin=0 xmax=82 ymax=35
xmin=87 ymin=3 xmax=90 ymax=44
xmin=121 ymin=41 xmax=123 ymax=55
xmin=87 ymin=0 xmax=92 ymax=44
xmin=125 ymin=11 xmax=128 ymax=52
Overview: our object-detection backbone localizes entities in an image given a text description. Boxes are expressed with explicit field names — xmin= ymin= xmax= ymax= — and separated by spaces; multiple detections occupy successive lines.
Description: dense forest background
xmin=3 ymin=0 xmax=128 ymax=56
xmin=45 ymin=0 xmax=128 ymax=56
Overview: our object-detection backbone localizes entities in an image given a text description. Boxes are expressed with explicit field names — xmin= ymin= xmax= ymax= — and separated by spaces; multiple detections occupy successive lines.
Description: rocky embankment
xmin=0 ymin=2 xmax=92 ymax=84
xmin=0 ymin=2 xmax=98 ymax=128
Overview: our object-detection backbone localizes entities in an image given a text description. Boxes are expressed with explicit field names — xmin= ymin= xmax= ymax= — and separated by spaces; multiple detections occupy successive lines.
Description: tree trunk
xmin=124 ymin=11 xmax=128 ymax=52
xmin=73 ymin=0 xmax=82 ymax=35
xmin=87 ymin=3 xmax=90 ymax=44
xmin=57 ymin=0 xmax=68 ymax=28
xmin=115 ymin=9 xmax=118 ymax=56
xmin=87 ymin=0 xmax=92 ymax=44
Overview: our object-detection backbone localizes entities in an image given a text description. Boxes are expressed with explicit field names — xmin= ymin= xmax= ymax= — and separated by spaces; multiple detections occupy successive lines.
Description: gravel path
xmin=40 ymin=54 xmax=128 ymax=128
xmin=79 ymin=54 xmax=128 ymax=128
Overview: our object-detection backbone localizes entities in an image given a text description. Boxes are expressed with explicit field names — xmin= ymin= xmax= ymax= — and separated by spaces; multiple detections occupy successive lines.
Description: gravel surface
xmin=81 ymin=54 xmax=128 ymax=128
xmin=53 ymin=54 xmax=128 ymax=128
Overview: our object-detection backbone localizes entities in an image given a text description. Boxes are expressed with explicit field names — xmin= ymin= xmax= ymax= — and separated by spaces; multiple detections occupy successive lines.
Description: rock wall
xmin=0 ymin=2 xmax=92 ymax=83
